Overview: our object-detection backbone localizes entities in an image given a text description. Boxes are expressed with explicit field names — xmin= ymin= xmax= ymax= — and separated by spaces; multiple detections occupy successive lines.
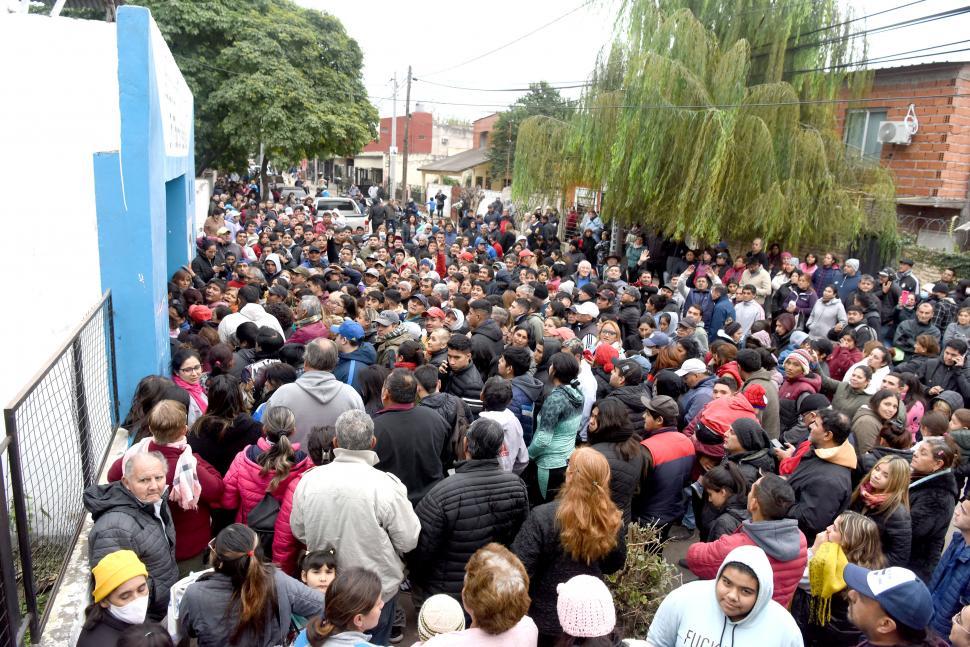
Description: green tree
xmin=487 ymin=82 xmax=575 ymax=185
xmin=131 ymin=0 xmax=378 ymax=181
xmin=513 ymin=0 xmax=897 ymax=249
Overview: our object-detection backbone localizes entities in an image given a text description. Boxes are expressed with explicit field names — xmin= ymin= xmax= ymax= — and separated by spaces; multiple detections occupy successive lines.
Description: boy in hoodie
xmin=686 ymin=474 xmax=807 ymax=607
xmin=649 ymin=545 xmax=802 ymax=647
xmin=498 ymin=346 xmax=543 ymax=445
xmin=477 ymin=377 xmax=529 ymax=474
xmin=331 ymin=321 xmax=376 ymax=396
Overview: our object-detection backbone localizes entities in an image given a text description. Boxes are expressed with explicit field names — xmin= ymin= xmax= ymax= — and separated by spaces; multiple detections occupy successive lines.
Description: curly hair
xmin=556 ymin=447 xmax=622 ymax=564
xmin=462 ymin=543 xmax=531 ymax=635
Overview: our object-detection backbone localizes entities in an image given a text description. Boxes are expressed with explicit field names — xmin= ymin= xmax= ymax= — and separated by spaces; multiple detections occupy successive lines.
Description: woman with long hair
xmin=220 ymin=406 xmax=314 ymax=543
xmin=899 ymin=371 xmax=926 ymax=441
xmin=172 ymin=347 xmax=208 ymax=425
xmin=360 ymin=364 xmax=392 ymax=417
xmin=909 ymin=437 xmax=961 ymax=581
xmin=829 ymin=365 xmax=872 ymax=420
xmin=189 ymin=374 xmax=263 ymax=475
xmin=512 ymin=447 xmax=625 ymax=646
xmin=122 ymin=375 xmax=190 ymax=445
xmin=697 ymin=461 xmax=750 ymax=542
xmin=849 ymin=456 xmax=911 ymax=566
xmin=302 ymin=568 xmax=384 ymax=647
xmin=849 ymin=389 xmax=902 ymax=457
xmin=178 ymin=524 xmax=324 ymax=646
xmin=791 ymin=511 xmax=886 ymax=646
xmin=587 ymin=399 xmax=645 ymax=525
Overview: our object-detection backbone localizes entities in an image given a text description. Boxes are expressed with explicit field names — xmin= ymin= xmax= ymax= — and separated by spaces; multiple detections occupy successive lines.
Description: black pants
xmin=524 ymin=462 xmax=567 ymax=507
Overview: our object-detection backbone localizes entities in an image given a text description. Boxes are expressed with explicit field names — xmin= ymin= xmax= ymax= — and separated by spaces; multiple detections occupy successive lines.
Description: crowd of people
xmin=77 ymin=180 xmax=970 ymax=647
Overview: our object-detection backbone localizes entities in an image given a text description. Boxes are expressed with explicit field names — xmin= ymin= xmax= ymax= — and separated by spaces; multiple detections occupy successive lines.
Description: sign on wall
xmin=150 ymin=23 xmax=192 ymax=157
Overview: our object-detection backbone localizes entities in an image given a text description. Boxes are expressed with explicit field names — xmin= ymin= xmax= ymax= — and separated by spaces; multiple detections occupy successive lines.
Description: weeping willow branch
xmin=512 ymin=0 xmax=897 ymax=248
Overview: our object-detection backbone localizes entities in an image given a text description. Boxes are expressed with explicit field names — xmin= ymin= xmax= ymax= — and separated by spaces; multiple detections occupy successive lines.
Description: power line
xmin=412 ymin=78 xmax=592 ymax=92
xmin=418 ymin=0 xmax=595 ymax=78
xmin=780 ymin=0 xmax=928 ymax=42
xmin=791 ymin=42 xmax=970 ymax=74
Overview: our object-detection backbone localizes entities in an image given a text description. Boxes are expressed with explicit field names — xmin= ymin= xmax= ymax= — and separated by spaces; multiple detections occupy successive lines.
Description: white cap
xmin=572 ymin=302 xmax=600 ymax=318
xmin=675 ymin=357 xmax=708 ymax=377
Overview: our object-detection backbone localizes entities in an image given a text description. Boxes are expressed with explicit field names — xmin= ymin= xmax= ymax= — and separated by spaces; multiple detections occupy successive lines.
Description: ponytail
xmin=259 ymin=406 xmax=298 ymax=493
xmin=701 ymin=461 xmax=749 ymax=499
xmin=306 ymin=568 xmax=382 ymax=647
xmin=212 ymin=525 xmax=277 ymax=644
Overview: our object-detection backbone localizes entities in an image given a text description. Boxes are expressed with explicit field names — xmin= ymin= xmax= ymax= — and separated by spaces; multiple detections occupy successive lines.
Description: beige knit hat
xmin=557 ymin=575 xmax=616 ymax=638
xmin=417 ymin=594 xmax=466 ymax=641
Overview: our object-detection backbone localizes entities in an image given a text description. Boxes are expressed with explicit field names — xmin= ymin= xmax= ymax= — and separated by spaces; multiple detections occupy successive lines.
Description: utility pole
xmin=505 ymin=119 xmax=512 ymax=188
xmin=389 ymin=72 xmax=398 ymax=201
xmin=401 ymin=65 xmax=412 ymax=202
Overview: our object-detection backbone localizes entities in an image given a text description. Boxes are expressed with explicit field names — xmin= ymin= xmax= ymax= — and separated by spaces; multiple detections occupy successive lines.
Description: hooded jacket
xmin=603 ymin=382 xmax=654 ymax=432
xmin=686 ymin=518 xmax=808 ymax=606
xmin=909 ymin=468 xmax=959 ymax=582
xmin=470 ymin=318 xmax=505 ymax=377
xmin=742 ymin=369 xmax=781 ymax=439
xmin=332 ymin=342 xmax=377 ymax=395
xmin=218 ymin=302 xmax=286 ymax=344
xmin=83 ymin=482 xmax=178 ymax=619
xmin=266 ymin=370 xmax=364 ymax=445
xmin=787 ymin=441 xmax=857 ymax=542
xmin=649 ymin=545 xmax=803 ymax=647
xmin=807 ymin=297 xmax=847 ymax=339
xmin=509 ymin=373 xmax=544 ymax=445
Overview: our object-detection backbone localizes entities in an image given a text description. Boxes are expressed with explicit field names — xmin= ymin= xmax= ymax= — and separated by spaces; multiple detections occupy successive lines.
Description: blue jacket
xmin=509 ymin=374 xmax=544 ymax=445
xmin=678 ymin=375 xmax=716 ymax=428
xmin=812 ymin=265 xmax=843 ymax=294
xmin=332 ymin=343 xmax=377 ymax=395
xmin=709 ymin=295 xmax=736 ymax=338
xmin=929 ymin=531 xmax=970 ymax=638
xmin=836 ymin=273 xmax=861 ymax=304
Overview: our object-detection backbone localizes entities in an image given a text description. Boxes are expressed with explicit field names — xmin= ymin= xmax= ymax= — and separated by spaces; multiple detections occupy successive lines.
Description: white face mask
xmin=107 ymin=593 xmax=149 ymax=625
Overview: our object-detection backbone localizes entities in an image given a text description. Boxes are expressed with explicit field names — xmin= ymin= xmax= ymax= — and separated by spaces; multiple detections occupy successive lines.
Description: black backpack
xmin=247 ymin=492 xmax=280 ymax=558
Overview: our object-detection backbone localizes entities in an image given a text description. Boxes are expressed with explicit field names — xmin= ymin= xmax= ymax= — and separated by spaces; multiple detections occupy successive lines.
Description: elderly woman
xmin=289 ymin=295 xmax=328 ymax=345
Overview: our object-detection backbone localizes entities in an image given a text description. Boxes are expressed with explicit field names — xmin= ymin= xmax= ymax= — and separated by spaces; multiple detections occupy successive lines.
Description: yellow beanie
xmin=92 ymin=550 xmax=149 ymax=603
xmin=808 ymin=541 xmax=848 ymax=626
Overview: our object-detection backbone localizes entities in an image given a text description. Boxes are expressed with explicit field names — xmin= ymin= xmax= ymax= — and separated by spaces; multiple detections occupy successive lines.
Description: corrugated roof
xmin=417 ymin=148 xmax=489 ymax=173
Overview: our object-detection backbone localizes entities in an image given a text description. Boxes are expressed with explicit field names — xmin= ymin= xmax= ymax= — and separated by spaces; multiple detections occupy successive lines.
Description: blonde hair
xmin=833 ymin=511 xmax=887 ymax=569
xmin=147 ymin=400 xmax=187 ymax=443
xmin=851 ymin=456 xmax=910 ymax=515
xmin=556 ymin=447 xmax=622 ymax=564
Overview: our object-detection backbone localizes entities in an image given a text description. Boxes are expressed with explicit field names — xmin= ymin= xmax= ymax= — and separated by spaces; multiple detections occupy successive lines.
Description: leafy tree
xmin=513 ymin=0 xmax=897 ymax=249
xmin=487 ymin=82 xmax=575 ymax=184
xmin=131 ymin=0 xmax=378 ymax=181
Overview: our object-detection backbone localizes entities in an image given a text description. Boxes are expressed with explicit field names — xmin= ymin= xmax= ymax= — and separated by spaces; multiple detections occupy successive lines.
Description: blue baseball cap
xmin=643 ymin=332 xmax=671 ymax=348
xmin=842 ymin=564 xmax=934 ymax=632
xmin=330 ymin=320 xmax=365 ymax=343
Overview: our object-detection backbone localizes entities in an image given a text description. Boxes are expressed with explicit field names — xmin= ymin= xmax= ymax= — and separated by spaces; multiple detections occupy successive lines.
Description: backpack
xmin=247 ymin=492 xmax=281 ymax=558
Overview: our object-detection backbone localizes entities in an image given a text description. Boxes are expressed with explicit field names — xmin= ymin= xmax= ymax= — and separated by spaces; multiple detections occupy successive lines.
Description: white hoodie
xmin=646 ymin=545 xmax=803 ymax=647
xmin=478 ymin=408 xmax=528 ymax=473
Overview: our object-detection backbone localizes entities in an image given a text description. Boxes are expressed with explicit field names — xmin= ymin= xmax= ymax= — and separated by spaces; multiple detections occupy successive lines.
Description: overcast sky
xmin=296 ymin=0 xmax=970 ymax=122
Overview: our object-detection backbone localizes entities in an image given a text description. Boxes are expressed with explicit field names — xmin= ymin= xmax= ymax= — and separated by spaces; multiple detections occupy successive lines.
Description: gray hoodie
xmin=266 ymin=370 xmax=364 ymax=445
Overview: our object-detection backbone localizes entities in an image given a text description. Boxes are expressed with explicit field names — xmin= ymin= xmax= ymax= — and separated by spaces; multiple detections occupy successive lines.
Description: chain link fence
xmin=2 ymin=292 xmax=118 ymax=645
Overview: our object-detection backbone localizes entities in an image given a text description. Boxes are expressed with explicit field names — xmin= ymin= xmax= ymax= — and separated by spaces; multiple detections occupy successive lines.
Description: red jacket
xmin=778 ymin=373 xmax=822 ymax=401
xmin=686 ymin=519 xmax=808 ymax=607
xmin=108 ymin=442 xmax=224 ymax=560
xmin=272 ymin=467 xmax=319 ymax=575
xmin=221 ymin=438 xmax=314 ymax=524
xmin=828 ymin=346 xmax=862 ymax=382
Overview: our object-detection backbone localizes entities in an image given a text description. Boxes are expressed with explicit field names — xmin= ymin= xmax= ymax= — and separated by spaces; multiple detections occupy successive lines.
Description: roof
xmin=417 ymin=148 xmax=489 ymax=174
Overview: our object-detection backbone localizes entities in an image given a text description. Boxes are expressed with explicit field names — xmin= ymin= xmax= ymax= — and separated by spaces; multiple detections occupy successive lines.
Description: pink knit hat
xmin=557 ymin=575 xmax=616 ymax=638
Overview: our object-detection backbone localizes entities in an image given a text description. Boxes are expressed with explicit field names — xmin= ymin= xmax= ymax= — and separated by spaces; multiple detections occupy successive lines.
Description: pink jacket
xmin=272 ymin=468 xmax=317 ymax=575
xmin=220 ymin=438 xmax=314 ymax=525
xmin=686 ymin=519 xmax=807 ymax=607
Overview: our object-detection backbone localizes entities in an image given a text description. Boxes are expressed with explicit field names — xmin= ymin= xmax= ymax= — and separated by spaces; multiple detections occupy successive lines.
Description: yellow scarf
xmin=808 ymin=542 xmax=848 ymax=626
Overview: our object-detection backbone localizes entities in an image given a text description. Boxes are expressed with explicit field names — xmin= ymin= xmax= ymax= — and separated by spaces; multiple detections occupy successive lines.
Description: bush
xmin=605 ymin=523 xmax=681 ymax=637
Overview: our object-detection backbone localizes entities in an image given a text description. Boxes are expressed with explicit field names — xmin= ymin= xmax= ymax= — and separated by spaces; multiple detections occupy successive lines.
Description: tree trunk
xmin=260 ymin=155 xmax=270 ymax=202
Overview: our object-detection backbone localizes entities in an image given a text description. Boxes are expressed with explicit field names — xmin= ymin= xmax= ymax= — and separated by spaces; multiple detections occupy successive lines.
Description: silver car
xmin=315 ymin=197 xmax=367 ymax=229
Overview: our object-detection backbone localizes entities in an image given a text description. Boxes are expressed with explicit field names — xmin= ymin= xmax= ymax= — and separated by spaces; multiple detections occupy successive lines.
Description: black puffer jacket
xmin=850 ymin=499 xmax=912 ymax=567
xmin=470 ymin=319 xmax=505 ymax=377
xmin=603 ymin=383 xmax=654 ymax=432
xmin=590 ymin=441 xmax=645 ymax=525
xmin=908 ymin=469 xmax=959 ymax=582
xmin=511 ymin=501 xmax=626 ymax=637
xmin=83 ymin=482 xmax=178 ymax=620
xmin=410 ymin=459 xmax=529 ymax=599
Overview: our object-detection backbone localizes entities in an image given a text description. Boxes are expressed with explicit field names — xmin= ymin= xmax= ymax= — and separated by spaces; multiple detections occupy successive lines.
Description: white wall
xmin=0 ymin=12 xmax=120 ymax=406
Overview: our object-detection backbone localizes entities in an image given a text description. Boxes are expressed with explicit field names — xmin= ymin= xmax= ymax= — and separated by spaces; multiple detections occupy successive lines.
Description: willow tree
xmin=513 ymin=0 xmax=897 ymax=248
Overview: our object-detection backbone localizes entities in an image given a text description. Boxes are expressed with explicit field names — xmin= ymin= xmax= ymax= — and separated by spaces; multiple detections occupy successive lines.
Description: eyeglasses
xmin=179 ymin=364 xmax=203 ymax=374
xmin=600 ymin=330 xmax=618 ymax=337
xmin=954 ymin=611 xmax=970 ymax=635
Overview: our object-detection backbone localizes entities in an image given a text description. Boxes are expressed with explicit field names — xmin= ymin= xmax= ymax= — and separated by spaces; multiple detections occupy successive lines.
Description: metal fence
xmin=1 ymin=292 xmax=118 ymax=645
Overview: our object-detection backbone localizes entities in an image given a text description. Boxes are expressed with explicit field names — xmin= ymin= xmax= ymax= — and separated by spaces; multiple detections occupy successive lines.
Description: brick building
xmin=835 ymin=61 xmax=970 ymax=245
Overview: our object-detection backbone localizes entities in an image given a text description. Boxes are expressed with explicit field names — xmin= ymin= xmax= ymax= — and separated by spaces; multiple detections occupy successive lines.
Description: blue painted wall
xmin=94 ymin=5 xmax=195 ymax=414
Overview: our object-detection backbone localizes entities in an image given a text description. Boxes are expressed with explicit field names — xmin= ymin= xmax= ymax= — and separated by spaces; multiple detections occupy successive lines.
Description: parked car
xmin=315 ymin=197 xmax=367 ymax=230
xmin=277 ymin=185 xmax=309 ymax=202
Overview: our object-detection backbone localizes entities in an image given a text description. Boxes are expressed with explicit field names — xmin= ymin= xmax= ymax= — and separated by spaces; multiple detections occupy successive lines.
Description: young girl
xmin=697 ymin=462 xmax=750 ymax=542
xmin=909 ymin=437 xmax=961 ymax=581
xmin=301 ymin=568 xmax=385 ymax=647
xmin=849 ymin=456 xmax=911 ymax=566
xmin=301 ymin=547 xmax=338 ymax=595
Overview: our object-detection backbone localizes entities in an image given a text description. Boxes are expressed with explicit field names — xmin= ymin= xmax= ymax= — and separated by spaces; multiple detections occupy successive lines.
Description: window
xmin=441 ymin=137 xmax=449 ymax=145
xmin=844 ymin=109 xmax=888 ymax=161
xmin=479 ymin=132 xmax=489 ymax=149
xmin=418 ymin=135 xmax=426 ymax=140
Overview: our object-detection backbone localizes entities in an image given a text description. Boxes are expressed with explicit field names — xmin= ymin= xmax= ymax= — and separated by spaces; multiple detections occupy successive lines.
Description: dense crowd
xmin=78 ymin=180 xmax=970 ymax=647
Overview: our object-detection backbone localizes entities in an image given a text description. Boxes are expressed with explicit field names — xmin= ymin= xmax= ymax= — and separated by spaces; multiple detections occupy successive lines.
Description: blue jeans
xmin=369 ymin=593 xmax=398 ymax=646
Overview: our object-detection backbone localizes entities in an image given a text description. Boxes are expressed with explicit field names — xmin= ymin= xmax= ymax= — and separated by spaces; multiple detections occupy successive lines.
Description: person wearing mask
xmin=929 ymin=496 xmax=970 ymax=639
xmin=77 ymin=551 xmax=152 ymax=647
xmin=843 ymin=562 xmax=942 ymax=647
xmin=372 ymin=368 xmax=452 ymax=505
xmin=781 ymin=409 xmax=857 ymax=543
xmin=908 ymin=437 xmax=960 ymax=582
xmin=635 ymin=396 xmax=695 ymax=539
xmin=648 ymin=545 xmax=803 ymax=647
xmin=84 ymin=451 xmax=178 ymax=621
xmin=106 ymin=401 xmax=224 ymax=575
xmin=266 ymin=338 xmax=364 ymax=445
xmin=289 ymin=410 xmax=421 ymax=645
xmin=687 ymin=474 xmax=808 ymax=607
xmin=512 ymin=447 xmax=626 ymax=644
xmin=410 ymin=418 xmax=530 ymax=604
xmin=178 ymin=524 xmax=324 ymax=647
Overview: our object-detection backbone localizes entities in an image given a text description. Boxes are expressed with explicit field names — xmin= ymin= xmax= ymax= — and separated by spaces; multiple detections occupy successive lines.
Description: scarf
xmin=173 ymin=373 xmax=208 ymax=415
xmin=394 ymin=361 xmax=418 ymax=370
xmin=860 ymin=481 xmax=889 ymax=508
xmin=295 ymin=314 xmax=321 ymax=328
xmin=123 ymin=438 xmax=201 ymax=511
xmin=808 ymin=542 xmax=848 ymax=626
xmin=779 ymin=440 xmax=813 ymax=475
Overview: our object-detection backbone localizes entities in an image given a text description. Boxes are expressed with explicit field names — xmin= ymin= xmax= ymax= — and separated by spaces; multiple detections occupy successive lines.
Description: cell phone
xmin=899 ymin=290 xmax=911 ymax=305
xmin=770 ymin=439 xmax=784 ymax=449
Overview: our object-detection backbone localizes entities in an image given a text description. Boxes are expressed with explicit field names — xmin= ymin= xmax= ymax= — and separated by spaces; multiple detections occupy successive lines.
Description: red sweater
xmin=108 ymin=442 xmax=224 ymax=560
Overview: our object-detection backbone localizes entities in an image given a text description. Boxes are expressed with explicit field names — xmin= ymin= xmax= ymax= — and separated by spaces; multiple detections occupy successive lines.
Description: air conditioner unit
xmin=877 ymin=121 xmax=912 ymax=145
